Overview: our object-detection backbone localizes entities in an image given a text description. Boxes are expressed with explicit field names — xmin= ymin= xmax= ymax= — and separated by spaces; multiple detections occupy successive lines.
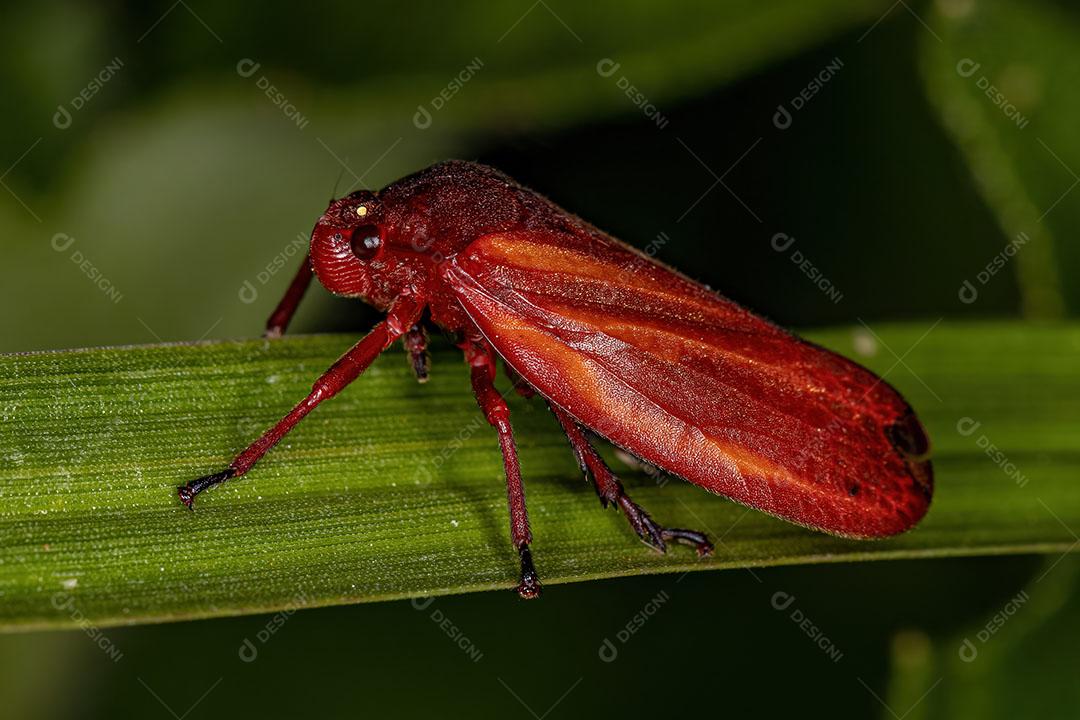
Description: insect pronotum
xmin=179 ymin=161 xmax=933 ymax=598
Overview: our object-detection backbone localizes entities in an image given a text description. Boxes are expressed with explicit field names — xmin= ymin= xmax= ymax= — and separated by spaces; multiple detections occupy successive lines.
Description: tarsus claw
xmin=617 ymin=495 xmax=712 ymax=557
xmin=515 ymin=545 xmax=542 ymax=599
xmin=177 ymin=468 xmax=235 ymax=510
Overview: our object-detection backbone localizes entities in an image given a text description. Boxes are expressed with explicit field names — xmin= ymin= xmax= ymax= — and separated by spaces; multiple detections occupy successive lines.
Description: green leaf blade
xmin=1 ymin=322 xmax=1077 ymax=631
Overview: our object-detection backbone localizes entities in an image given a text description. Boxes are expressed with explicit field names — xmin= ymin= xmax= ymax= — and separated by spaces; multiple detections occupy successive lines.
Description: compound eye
xmin=349 ymin=224 xmax=381 ymax=261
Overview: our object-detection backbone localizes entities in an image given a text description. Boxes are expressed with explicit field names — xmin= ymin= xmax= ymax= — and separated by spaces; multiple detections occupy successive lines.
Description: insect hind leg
xmin=547 ymin=403 xmax=713 ymax=557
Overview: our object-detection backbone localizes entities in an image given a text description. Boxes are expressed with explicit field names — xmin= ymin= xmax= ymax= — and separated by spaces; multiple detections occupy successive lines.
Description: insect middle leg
xmin=404 ymin=323 xmax=430 ymax=383
xmin=547 ymin=403 xmax=713 ymax=556
xmin=464 ymin=341 xmax=541 ymax=599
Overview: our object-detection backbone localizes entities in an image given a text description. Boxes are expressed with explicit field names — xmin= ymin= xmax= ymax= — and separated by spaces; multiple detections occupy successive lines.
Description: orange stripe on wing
xmin=468 ymin=235 xmax=750 ymax=326
xmin=454 ymin=280 xmax=824 ymax=508
xmin=534 ymin=299 xmax=781 ymax=374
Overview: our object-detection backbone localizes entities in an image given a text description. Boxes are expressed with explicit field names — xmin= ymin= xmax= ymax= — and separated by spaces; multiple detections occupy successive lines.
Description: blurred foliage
xmin=0 ymin=0 xmax=1078 ymax=718
xmin=886 ymin=556 xmax=1080 ymax=718
xmin=922 ymin=0 xmax=1078 ymax=316
xmin=0 ymin=0 xmax=897 ymax=353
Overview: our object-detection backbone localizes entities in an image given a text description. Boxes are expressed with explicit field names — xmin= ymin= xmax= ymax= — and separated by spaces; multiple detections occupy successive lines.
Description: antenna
xmin=330 ymin=165 xmax=347 ymax=202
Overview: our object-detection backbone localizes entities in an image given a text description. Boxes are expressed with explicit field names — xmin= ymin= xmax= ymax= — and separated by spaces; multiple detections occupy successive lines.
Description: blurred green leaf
xmin=882 ymin=556 xmax=1080 ymax=720
xmin=920 ymin=0 xmax=1079 ymax=317
xmin=1 ymin=321 xmax=1077 ymax=630
xmin=1 ymin=0 xmax=899 ymax=354
xmin=1 ymin=0 xmax=893 ymax=186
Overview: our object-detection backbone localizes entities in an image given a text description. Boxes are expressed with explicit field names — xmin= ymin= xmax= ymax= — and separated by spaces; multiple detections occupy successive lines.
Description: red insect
xmin=179 ymin=161 xmax=933 ymax=598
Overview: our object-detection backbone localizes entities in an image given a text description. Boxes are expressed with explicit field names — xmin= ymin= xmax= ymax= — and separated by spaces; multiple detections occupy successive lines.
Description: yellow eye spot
xmin=356 ymin=205 xmax=368 ymax=218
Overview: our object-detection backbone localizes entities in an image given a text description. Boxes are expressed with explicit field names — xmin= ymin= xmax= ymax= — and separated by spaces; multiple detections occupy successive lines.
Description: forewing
xmin=443 ymin=230 xmax=932 ymax=538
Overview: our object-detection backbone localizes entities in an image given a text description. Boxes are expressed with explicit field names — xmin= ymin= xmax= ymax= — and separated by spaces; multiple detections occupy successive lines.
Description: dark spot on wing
xmin=886 ymin=408 xmax=934 ymax=502
xmin=887 ymin=408 xmax=931 ymax=459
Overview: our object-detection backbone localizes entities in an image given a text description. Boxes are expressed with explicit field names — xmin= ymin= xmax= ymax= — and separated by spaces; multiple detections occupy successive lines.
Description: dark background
xmin=1 ymin=1 xmax=1077 ymax=717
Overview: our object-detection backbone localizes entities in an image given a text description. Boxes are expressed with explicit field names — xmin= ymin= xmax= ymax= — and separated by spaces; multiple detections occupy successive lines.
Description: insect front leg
xmin=264 ymin=254 xmax=315 ymax=338
xmin=548 ymin=403 xmax=713 ymax=557
xmin=464 ymin=341 xmax=541 ymax=599
xmin=178 ymin=294 xmax=425 ymax=507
